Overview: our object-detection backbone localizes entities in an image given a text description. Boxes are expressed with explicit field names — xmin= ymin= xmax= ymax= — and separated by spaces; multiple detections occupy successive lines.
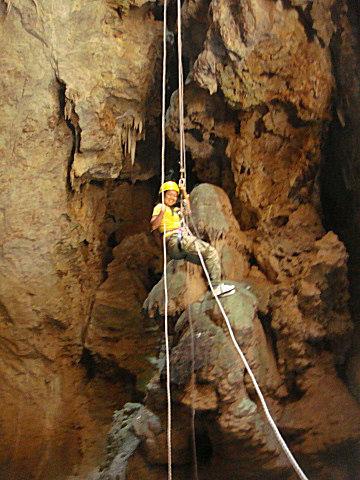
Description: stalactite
xmin=117 ymin=112 xmax=144 ymax=166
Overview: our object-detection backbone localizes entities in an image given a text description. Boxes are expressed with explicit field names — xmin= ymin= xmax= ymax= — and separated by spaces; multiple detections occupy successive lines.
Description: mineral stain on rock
xmin=1 ymin=0 xmax=360 ymax=479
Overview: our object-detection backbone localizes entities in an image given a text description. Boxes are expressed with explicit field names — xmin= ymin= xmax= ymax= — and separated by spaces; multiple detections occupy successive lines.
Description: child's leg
xmin=166 ymin=234 xmax=186 ymax=260
xmin=180 ymin=233 xmax=221 ymax=285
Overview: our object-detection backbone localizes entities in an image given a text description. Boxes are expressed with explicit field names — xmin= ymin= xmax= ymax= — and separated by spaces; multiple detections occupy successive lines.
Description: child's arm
xmin=150 ymin=204 xmax=166 ymax=231
xmin=179 ymin=185 xmax=191 ymax=215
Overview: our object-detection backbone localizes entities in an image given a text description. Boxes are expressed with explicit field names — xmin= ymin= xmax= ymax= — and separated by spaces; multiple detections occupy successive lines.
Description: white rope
xmin=184 ymin=223 xmax=309 ymax=480
xmin=186 ymin=267 xmax=199 ymax=480
xmin=166 ymin=1 xmax=308 ymax=479
xmin=177 ymin=0 xmax=186 ymax=191
xmin=161 ymin=0 xmax=172 ymax=478
xmin=177 ymin=6 xmax=198 ymax=477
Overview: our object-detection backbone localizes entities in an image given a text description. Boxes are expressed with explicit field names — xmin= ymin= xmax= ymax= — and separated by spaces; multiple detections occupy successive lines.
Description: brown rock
xmin=143 ymin=183 xmax=250 ymax=318
xmin=85 ymin=233 xmax=162 ymax=391
xmin=0 ymin=1 xmax=162 ymax=478
xmin=193 ymin=0 xmax=333 ymax=120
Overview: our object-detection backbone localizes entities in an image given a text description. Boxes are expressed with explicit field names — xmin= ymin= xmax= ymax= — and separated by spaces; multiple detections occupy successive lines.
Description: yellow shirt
xmin=152 ymin=204 xmax=181 ymax=237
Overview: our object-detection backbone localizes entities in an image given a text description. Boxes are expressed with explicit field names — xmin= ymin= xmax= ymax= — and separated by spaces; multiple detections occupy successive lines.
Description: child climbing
xmin=150 ymin=181 xmax=235 ymax=297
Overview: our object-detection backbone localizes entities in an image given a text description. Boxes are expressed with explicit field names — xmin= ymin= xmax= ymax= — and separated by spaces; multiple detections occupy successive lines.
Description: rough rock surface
xmin=0 ymin=1 xmax=162 ymax=479
xmin=84 ymin=233 xmax=163 ymax=392
xmin=1 ymin=0 xmax=360 ymax=479
xmin=166 ymin=0 xmax=355 ymax=393
xmin=101 ymin=185 xmax=360 ymax=479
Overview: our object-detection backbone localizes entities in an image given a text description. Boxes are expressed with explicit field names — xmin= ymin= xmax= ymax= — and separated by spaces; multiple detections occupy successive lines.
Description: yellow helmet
xmin=159 ymin=181 xmax=180 ymax=194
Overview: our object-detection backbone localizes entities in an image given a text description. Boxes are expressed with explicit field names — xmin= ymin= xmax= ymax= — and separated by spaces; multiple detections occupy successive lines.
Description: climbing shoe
xmin=212 ymin=283 xmax=235 ymax=297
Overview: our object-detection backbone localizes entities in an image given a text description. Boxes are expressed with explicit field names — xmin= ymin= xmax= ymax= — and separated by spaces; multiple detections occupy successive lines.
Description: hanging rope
xmin=161 ymin=0 xmax=172 ymax=478
xmin=186 ymin=266 xmax=199 ymax=480
xmin=161 ymin=0 xmax=309 ymax=478
xmin=177 ymin=2 xmax=198 ymax=475
xmin=185 ymin=218 xmax=310 ymax=480
xmin=177 ymin=0 xmax=187 ymax=194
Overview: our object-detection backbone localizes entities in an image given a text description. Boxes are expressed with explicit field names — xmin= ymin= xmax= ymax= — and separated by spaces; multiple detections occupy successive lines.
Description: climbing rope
xmin=161 ymin=0 xmax=172 ymax=478
xmin=185 ymin=218 xmax=310 ymax=480
xmin=176 ymin=0 xmax=199 ymax=476
xmin=177 ymin=0 xmax=187 ymax=196
xmin=186 ymin=265 xmax=200 ymax=480
xmin=161 ymin=0 xmax=309 ymax=478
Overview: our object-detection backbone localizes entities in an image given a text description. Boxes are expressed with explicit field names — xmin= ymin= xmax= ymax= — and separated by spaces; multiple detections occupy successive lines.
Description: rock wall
xmin=99 ymin=186 xmax=360 ymax=480
xmin=0 ymin=1 xmax=162 ymax=479
xmin=1 ymin=0 xmax=360 ymax=479
xmin=320 ymin=0 xmax=360 ymax=401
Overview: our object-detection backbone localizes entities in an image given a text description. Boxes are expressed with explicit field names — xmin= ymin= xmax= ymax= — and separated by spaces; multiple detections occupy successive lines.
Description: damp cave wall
xmin=0 ymin=0 xmax=360 ymax=479
xmin=321 ymin=0 xmax=360 ymax=400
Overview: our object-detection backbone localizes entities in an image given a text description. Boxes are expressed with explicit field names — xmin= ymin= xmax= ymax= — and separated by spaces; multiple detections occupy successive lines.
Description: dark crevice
xmin=288 ymin=160 xmax=318 ymax=203
xmin=102 ymin=230 xmax=117 ymax=273
xmin=281 ymin=0 xmax=292 ymax=9
xmin=335 ymin=361 xmax=348 ymax=385
xmin=271 ymin=100 xmax=313 ymax=128
xmin=305 ymin=336 xmax=333 ymax=353
xmin=260 ymin=71 xmax=276 ymax=79
xmin=107 ymin=231 xmax=118 ymax=249
xmin=189 ymin=128 xmax=203 ymax=142
xmin=236 ymin=204 xmax=259 ymax=231
xmin=147 ymin=265 xmax=162 ymax=286
xmin=57 ymin=78 xmax=80 ymax=193
xmin=280 ymin=0 xmax=323 ymax=45
xmin=248 ymin=253 xmax=258 ymax=268
xmin=295 ymin=5 xmax=318 ymax=44
xmin=322 ymin=0 xmax=360 ymax=333
xmin=80 ymin=348 xmax=141 ymax=399
xmin=58 ymin=79 xmax=66 ymax=117
xmin=152 ymin=1 xmax=165 ymax=21
xmin=271 ymin=215 xmax=289 ymax=227
xmin=283 ymin=374 xmax=306 ymax=402
xmin=194 ymin=427 xmax=213 ymax=465
xmin=254 ymin=116 xmax=266 ymax=138
xmin=80 ymin=348 xmax=97 ymax=380
xmin=0 ymin=1 xmax=7 ymax=16
xmin=112 ymin=6 xmax=124 ymax=19
xmin=258 ymin=311 xmax=279 ymax=363
xmin=90 ymin=179 xmax=105 ymax=188
xmin=0 ymin=302 xmax=14 ymax=325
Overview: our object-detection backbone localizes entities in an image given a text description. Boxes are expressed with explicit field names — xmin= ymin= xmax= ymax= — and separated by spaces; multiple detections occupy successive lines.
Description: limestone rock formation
xmin=0 ymin=1 xmax=162 ymax=478
xmin=84 ymin=233 xmax=163 ymax=392
xmin=100 ymin=184 xmax=360 ymax=479
xmin=1 ymin=0 xmax=360 ymax=479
